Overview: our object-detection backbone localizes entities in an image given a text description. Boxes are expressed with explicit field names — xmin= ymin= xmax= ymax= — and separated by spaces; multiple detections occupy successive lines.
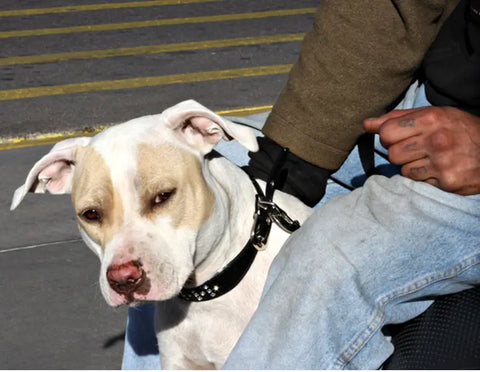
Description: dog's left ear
xmin=162 ymin=100 xmax=259 ymax=155
xmin=10 ymin=137 xmax=91 ymax=211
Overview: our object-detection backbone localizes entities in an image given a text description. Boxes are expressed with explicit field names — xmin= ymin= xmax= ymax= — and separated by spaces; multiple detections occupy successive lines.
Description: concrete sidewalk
xmin=0 ymin=145 xmax=128 ymax=369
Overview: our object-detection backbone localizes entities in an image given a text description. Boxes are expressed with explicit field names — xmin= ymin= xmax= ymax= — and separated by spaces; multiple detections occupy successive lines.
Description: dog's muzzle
xmin=107 ymin=260 xmax=149 ymax=298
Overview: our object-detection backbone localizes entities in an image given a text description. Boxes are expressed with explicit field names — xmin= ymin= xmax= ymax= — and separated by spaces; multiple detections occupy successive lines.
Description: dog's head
xmin=11 ymin=100 xmax=258 ymax=306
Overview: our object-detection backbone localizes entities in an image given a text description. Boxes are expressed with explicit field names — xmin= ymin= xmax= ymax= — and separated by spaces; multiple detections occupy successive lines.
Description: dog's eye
xmin=81 ymin=209 xmax=102 ymax=222
xmin=152 ymin=191 xmax=174 ymax=207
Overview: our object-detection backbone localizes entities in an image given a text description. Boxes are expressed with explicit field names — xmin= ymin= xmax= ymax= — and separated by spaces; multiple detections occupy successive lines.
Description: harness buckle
xmin=270 ymin=204 xmax=301 ymax=233
xmin=250 ymin=196 xmax=273 ymax=251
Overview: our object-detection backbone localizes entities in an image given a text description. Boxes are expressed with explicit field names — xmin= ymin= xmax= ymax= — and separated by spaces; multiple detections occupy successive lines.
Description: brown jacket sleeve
xmin=263 ymin=0 xmax=459 ymax=170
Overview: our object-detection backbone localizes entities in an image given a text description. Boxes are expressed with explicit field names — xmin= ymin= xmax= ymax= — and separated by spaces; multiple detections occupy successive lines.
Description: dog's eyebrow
xmin=73 ymin=166 xmax=113 ymax=211
xmin=71 ymin=146 xmax=125 ymax=246
xmin=75 ymin=192 xmax=107 ymax=210
xmin=136 ymin=143 xmax=214 ymax=228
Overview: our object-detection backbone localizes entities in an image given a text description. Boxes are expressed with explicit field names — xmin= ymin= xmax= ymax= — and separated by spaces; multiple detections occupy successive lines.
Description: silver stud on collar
xmin=179 ymin=284 xmax=221 ymax=302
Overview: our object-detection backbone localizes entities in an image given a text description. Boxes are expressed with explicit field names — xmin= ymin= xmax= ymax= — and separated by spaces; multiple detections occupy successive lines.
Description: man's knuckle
xmin=424 ymin=106 xmax=444 ymax=122
xmin=430 ymin=129 xmax=453 ymax=152
xmin=439 ymin=170 xmax=459 ymax=191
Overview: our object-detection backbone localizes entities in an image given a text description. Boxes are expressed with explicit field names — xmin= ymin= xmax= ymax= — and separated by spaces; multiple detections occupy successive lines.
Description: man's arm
xmin=263 ymin=0 xmax=458 ymax=170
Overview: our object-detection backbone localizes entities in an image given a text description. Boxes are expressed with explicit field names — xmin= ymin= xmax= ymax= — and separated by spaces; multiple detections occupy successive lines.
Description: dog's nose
xmin=107 ymin=260 xmax=145 ymax=295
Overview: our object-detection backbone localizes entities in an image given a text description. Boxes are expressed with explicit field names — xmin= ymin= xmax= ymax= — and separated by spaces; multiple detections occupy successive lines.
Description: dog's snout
xmin=107 ymin=260 xmax=145 ymax=296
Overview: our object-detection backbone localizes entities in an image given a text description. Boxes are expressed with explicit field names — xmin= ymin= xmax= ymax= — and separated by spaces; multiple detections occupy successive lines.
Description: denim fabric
xmin=121 ymin=83 xmax=480 ymax=369
xmin=224 ymin=175 xmax=480 ymax=369
xmin=122 ymin=304 xmax=160 ymax=370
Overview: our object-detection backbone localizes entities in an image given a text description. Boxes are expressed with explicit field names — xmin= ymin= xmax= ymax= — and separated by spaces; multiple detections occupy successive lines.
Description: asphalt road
xmin=0 ymin=0 xmax=317 ymax=369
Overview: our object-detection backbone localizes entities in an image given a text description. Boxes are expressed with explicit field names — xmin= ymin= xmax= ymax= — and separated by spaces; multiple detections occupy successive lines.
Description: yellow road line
xmin=0 ymin=0 xmax=220 ymax=17
xmin=1 ymin=33 xmax=304 ymax=66
xmin=0 ymin=8 xmax=316 ymax=38
xmin=217 ymin=105 xmax=272 ymax=117
xmin=0 ymin=105 xmax=272 ymax=150
xmin=0 ymin=64 xmax=293 ymax=101
xmin=0 ymin=128 xmax=107 ymax=151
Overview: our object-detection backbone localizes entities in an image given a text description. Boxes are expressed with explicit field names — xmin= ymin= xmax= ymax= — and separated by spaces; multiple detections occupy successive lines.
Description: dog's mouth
xmin=121 ymin=276 xmax=152 ymax=305
xmin=109 ymin=270 xmax=149 ymax=295
xmin=110 ymin=280 xmax=153 ymax=306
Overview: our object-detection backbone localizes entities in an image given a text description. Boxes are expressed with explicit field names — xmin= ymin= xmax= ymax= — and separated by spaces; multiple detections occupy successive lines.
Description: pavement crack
xmin=0 ymin=238 xmax=83 ymax=253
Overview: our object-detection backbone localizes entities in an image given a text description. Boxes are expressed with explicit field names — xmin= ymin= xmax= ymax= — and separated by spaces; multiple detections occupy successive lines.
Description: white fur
xmin=11 ymin=100 xmax=312 ymax=369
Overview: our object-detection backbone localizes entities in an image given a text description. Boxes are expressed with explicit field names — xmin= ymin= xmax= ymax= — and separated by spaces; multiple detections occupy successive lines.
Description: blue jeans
xmin=225 ymin=174 xmax=480 ymax=369
xmin=122 ymin=84 xmax=480 ymax=369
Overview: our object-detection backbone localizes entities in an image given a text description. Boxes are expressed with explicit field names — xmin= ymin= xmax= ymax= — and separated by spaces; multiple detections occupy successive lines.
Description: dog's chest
xmin=156 ymin=297 xmax=252 ymax=369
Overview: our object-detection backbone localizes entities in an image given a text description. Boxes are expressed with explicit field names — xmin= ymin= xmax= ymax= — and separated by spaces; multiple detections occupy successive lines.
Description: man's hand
xmin=363 ymin=107 xmax=480 ymax=195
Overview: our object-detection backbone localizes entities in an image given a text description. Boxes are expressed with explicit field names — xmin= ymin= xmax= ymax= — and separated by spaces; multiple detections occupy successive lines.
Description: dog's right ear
xmin=10 ymin=137 xmax=91 ymax=211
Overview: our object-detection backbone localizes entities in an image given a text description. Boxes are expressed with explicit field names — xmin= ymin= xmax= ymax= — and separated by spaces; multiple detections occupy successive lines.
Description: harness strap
xmin=357 ymin=132 xmax=377 ymax=178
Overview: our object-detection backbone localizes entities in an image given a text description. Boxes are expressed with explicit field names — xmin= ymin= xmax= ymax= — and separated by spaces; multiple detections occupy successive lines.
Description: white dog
xmin=11 ymin=100 xmax=312 ymax=369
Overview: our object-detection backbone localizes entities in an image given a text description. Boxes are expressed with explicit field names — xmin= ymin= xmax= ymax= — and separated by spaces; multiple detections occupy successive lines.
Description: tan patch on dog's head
xmin=136 ymin=143 xmax=214 ymax=229
xmin=71 ymin=147 xmax=124 ymax=247
xmin=70 ymin=143 xmax=214 ymax=249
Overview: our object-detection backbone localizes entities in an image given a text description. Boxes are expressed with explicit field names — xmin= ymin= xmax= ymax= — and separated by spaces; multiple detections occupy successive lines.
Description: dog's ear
xmin=162 ymin=100 xmax=259 ymax=155
xmin=10 ymin=137 xmax=91 ymax=211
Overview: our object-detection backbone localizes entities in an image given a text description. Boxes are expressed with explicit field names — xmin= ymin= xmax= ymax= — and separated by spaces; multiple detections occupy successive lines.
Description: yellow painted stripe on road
xmin=217 ymin=105 xmax=272 ymax=117
xmin=0 ymin=64 xmax=293 ymax=101
xmin=0 ymin=0 xmax=220 ymax=17
xmin=0 ymin=33 xmax=304 ymax=66
xmin=0 ymin=8 xmax=316 ymax=38
xmin=0 ymin=128 xmax=107 ymax=151
xmin=0 ymin=105 xmax=272 ymax=150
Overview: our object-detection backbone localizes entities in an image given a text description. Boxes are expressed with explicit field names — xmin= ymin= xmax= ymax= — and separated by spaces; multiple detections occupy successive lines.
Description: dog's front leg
xmin=158 ymin=336 xmax=216 ymax=370
xmin=161 ymin=354 xmax=216 ymax=370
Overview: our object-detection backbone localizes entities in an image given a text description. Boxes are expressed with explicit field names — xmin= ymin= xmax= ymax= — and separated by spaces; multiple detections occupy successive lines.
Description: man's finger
xmin=362 ymin=108 xmax=424 ymax=133
xmin=401 ymin=157 xmax=435 ymax=181
xmin=387 ymin=135 xmax=426 ymax=165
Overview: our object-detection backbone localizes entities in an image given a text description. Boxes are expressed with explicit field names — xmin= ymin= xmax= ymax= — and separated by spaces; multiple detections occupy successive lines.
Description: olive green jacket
xmin=263 ymin=0 xmax=459 ymax=170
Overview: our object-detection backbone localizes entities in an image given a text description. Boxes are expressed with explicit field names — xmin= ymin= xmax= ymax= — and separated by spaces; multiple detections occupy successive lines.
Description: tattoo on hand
xmin=399 ymin=118 xmax=415 ymax=127
xmin=410 ymin=166 xmax=428 ymax=175
xmin=405 ymin=142 xmax=417 ymax=151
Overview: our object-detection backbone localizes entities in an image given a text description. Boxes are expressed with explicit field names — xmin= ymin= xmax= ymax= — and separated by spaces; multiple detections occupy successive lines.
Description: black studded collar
xmin=179 ymin=148 xmax=300 ymax=302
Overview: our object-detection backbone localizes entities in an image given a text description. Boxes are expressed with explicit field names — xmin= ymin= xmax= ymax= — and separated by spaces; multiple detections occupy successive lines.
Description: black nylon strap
xmin=357 ymin=132 xmax=377 ymax=178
